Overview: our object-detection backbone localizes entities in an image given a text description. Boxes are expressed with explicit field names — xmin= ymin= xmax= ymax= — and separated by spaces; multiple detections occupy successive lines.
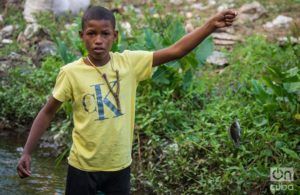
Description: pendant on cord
xmin=85 ymin=56 xmax=121 ymax=112
xmin=102 ymin=70 xmax=121 ymax=112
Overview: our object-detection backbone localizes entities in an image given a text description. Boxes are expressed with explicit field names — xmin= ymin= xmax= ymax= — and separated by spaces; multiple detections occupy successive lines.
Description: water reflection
xmin=0 ymin=132 xmax=67 ymax=195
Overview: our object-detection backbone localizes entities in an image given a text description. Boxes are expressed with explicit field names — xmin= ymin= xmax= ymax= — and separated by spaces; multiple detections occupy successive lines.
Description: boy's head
xmin=81 ymin=6 xmax=116 ymax=31
xmin=80 ymin=6 xmax=118 ymax=61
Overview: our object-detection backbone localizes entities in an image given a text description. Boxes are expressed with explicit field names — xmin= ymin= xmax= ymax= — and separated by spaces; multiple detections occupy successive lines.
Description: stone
xmin=52 ymin=0 xmax=90 ymax=15
xmin=218 ymin=2 xmax=235 ymax=12
xmin=214 ymin=39 xmax=236 ymax=45
xmin=185 ymin=22 xmax=194 ymax=33
xmin=64 ymin=22 xmax=77 ymax=30
xmin=207 ymin=51 xmax=228 ymax=66
xmin=0 ymin=25 xmax=14 ymax=39
xmin=186 ymin=12 xmax=193 ymax=19
xmin=212 ymin=32 xmax=239 ymax=46
xmin=170 ymin=0 xmax=181 ymax=5
xmin=36 ymin=40 xmax=57 ymax=59
xmin=134 ymin=7 xmax=142 ymax=17
xmin=1 ymin=39 xmax=13 ymax=44
xmin=277 ymin=36 xmax=300 ymax=45
xmin=212 ymin=32 xmax=240 ymax=41
xmin=23 ymin=23 xmax=40 ymax=39
xmin=238 ymin=1 xmax=266 ymax=22
xmin=6 ymin=0 xmax=20 ymax=5
xmin=263 ymin=15 xmax=293 ymax=30
xmin=208 ymin=0 xmax=216 ymax=6
xmin=23 ymin=0 xmax=90 ymax=23
xmin=239 ymin=1 xmax=266 ymax=14
xmin=23 ymin=0 xmax=52 ymax=23
xmin=192 ymin=3 xmax=206 ymax=10
xmin=0 ymin=60 xmax=9 ymax=69
xmin=16 ymin=147 xmax=24 ymax=153
xmin=8 ymin=52 xmax=22 ymax=59
xmin=120 ymin=21 xmax=132 ymax=37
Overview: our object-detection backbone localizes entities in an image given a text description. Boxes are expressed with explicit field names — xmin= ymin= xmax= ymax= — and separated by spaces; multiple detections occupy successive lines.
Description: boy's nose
xmin=94 ymin=35 xmax=104 ymax=45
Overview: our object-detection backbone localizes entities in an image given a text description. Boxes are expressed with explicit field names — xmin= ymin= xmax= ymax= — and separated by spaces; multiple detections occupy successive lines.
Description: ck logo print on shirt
xmin=82 ymin=80 xmax=123 ymax=120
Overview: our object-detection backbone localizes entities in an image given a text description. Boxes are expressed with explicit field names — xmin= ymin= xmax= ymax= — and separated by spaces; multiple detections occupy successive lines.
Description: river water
xmin=0 ymin=131 xmax=67 ymax=195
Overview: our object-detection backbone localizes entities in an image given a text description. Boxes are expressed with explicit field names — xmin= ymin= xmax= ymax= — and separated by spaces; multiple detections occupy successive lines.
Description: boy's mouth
xmin=93 ymin=47 xmax=105 ymax=53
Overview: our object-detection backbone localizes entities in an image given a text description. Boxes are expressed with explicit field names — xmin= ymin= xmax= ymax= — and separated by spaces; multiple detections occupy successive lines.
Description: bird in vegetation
xmin=228 ymin=118 xmax=242 ymax=147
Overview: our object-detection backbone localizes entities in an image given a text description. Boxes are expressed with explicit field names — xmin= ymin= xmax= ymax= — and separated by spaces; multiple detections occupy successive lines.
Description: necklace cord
xmin=86 ymin=55 xmax=121 ymax=112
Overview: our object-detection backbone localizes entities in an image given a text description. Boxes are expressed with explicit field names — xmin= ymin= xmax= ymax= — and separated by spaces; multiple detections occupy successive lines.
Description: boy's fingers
xmin=19 ymin=166 xmax=31 ymax=177
xmin=225 ymin=14 xmax=236 ymax=19
xmin=17 ymin=169 xmax=29 ymax=178
xmin=225 ymin=21 xmax=233 ymax=26
xmin=17 ymin=161 xmax=31 ymax=178
xmin=223 ymin=10 xmax=238 ymax=18
xmin=25 ymin=160 xmax=31 ymax=174
xmin=225 ymin=18 xmax=235 ymax=22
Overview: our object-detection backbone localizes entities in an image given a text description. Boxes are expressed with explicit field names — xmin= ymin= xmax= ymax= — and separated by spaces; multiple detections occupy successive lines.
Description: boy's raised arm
xmin=17 ymin=96 xmax=62 ymax=178
xmin=153 ymin=10 xmax=237 ymax=67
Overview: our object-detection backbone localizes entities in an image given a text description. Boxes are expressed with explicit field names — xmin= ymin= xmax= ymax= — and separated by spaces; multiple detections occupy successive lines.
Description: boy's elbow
xmin=41 ymin=97 xmax=62 ymax=118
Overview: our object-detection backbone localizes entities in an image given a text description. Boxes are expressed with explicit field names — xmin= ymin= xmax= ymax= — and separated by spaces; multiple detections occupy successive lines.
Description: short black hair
xmin=81 ymin=6 xmax=116 ymax=30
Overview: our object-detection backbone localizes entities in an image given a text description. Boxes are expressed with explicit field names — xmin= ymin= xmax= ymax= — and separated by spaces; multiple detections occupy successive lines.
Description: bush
xmin=0 ymin=56 xmax=63 ymax=123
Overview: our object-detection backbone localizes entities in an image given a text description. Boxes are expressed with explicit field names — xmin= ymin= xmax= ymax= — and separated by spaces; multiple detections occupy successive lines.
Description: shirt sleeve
xmin=124 ymin=50 xmax=153 ymax=82
xmin=52 ymin=68 xmax=72 ymax=102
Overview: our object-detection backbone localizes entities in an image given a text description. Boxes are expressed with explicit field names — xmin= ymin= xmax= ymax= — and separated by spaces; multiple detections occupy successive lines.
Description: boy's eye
xmin=87 ymin=32 xmax=95 ymax=35
xmin=102 ymin=32 xmax=110 ymax=36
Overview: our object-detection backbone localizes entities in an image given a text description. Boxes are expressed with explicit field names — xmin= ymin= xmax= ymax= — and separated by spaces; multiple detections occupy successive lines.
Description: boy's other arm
xmin=153 ymin=10 xmax=237 ymax=67
xmin=17 ymin=96 xmax=62 ymax=178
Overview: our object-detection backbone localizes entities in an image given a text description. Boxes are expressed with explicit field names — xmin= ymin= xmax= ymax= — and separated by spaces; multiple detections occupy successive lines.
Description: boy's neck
xmin=87 ymin=54 xmax=110 ymax=67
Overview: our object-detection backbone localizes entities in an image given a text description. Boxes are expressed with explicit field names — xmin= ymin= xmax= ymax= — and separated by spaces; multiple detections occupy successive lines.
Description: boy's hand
xmin=208 ymin=10 xmax=238 ymax=29
xmin=17 ymin=154 xmax=31 ymax=178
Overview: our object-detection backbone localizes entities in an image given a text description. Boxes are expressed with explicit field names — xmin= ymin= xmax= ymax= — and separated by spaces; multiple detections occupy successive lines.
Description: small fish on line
xmin=228 ymin=119 xmax=242 ymax=147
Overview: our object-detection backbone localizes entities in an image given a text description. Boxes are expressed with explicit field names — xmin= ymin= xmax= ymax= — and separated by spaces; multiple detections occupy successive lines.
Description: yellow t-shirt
xmin=52 ymin=50 xmax=153 ymax=171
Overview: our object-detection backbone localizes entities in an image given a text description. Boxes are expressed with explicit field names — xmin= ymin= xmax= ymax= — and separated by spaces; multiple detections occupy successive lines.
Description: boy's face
xmin=80 ymin=19 xmax=117 ymax=61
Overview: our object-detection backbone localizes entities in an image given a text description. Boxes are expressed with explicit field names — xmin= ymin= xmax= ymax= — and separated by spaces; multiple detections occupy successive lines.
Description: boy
xmin=17 ymin=6 xmax=237 ymax=195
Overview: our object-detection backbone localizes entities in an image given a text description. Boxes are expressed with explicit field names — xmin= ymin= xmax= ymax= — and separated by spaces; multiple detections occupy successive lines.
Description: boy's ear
xmin=113 ymin=30 xmax=119 ymax=42
xmin=79 ymin=31 xmax=83 ymax=39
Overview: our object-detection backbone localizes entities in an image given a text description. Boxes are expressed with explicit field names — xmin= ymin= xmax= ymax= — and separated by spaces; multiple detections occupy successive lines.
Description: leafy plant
xmin=0 ymin=56 xmax=62 ymax=122
xmin=251 ymin=65 xmax=300 ymax=120
xmin=116 ymin=14 xmax=213 ymax=92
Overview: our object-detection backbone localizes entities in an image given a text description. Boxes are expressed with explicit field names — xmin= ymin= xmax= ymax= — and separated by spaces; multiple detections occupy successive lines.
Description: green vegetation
xmin=0 ymin=1 xmax=299 ymax=194
xmin=132 ymin=36 xmax=300 ymax=194
xmin=0 ymin=56 xmax=63 ymax=123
